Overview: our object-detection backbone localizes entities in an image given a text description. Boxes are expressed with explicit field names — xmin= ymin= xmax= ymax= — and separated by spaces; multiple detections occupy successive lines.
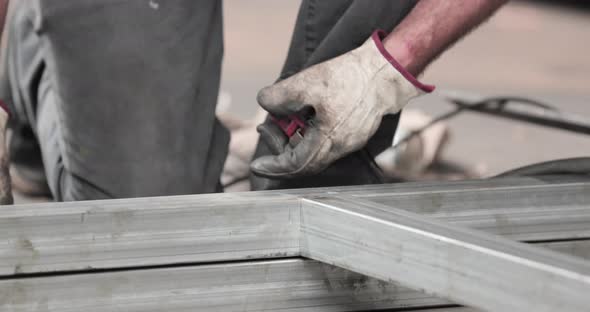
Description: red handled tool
xmin=271 ymin=115 xmax=307 ymax=147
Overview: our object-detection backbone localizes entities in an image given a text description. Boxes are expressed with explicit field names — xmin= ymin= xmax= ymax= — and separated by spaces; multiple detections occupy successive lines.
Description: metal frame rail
xmin=1 ymin=176 xmax=589 ymax=311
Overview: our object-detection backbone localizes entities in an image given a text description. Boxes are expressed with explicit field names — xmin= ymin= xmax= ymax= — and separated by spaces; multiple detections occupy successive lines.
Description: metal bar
xmin=279 ymin=175 xmax=588 ymax=197
xmin=359 ymin=182 xmax=590 ymax=242
xmin=0 ymin=259 xmax=446 ymax=312
xmin=2 ymin=179 xmax=589 ymax=275
xmin=301 ymin=196 xmax=590 ymax=312
xmin=0 ymin=192 xmax=301 ymax=275
xmin=2 ymin=239 xmax=589 ymax=312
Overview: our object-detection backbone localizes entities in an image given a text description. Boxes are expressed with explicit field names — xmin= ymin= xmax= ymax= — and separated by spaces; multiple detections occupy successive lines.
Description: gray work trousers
xmin=2 ymin=0 xmax=228 ymax=200
xmin=1 ymin=0 xmax=415 ymax=200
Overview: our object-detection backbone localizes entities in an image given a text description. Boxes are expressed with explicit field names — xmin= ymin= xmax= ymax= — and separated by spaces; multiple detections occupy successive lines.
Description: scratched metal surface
xmin=1 ymin=177 xmax=589 ymax=276
xmin=301 ymin=196 xmax=590 ymax=312
xmin=0 ymin=192 xmax=301 ymax=276
xmin=0 ymin=259 xmax=446 ymax=312
xmin=1 ymin=239 xmax=589 ymax=312
xmin=358 ymin=181 xmax=590 ymax=242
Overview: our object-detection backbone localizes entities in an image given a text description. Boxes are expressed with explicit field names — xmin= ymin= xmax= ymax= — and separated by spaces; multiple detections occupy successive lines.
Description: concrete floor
xmin=222 ymin=0 xmax=590 ymax=177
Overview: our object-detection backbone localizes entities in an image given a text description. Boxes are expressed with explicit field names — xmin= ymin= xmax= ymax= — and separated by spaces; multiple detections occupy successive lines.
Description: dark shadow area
xmin=525 ymin=0 xmax=590 ymax=10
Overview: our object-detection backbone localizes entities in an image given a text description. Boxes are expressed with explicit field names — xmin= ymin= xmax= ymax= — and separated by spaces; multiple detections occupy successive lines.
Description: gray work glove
xmin=251 ymin=30 xmax=434 ymax=178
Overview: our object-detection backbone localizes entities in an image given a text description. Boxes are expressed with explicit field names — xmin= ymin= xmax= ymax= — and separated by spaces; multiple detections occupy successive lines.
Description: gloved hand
xmin=250 ymin=30 xmax=434 ymax=178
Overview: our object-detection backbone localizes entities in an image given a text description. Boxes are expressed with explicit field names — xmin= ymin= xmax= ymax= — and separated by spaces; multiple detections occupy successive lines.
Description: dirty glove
xmin=250 ymin=30 xmax=434 ymax=178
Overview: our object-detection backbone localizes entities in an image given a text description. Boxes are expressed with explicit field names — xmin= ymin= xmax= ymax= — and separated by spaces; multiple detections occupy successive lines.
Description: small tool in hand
xmin=271 ymin=114 xmax=308 ymax=147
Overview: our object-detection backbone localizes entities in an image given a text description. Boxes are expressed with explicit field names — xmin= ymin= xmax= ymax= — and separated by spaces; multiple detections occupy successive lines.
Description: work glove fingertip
xmin=250 ymin=150 xmax=305 ymax=179
xmin=257 ymin=80 xmax=307 ymax=117
xmin=250 ymin=155 xmax=279 ymax=178
xmin=256 ymin=85 xmax=285 ymax=114
xmin=257 ymin=123 xmax=287 ymax=155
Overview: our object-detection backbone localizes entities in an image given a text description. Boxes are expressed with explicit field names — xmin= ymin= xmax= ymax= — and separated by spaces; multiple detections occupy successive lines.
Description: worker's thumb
xmin=256 ymin=78 xmax=308 ymax=117
xmin=257 ymin=122 xmax=287 ymax=155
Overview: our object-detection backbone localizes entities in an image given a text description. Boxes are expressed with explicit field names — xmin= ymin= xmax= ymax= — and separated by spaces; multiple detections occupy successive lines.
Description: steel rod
xmin=2 ymin=237 xmax=589 ymax=312
xmin=0 ymin=192 xmax=301 ymax=275
xmin=301 ymin=196 xmax=590 ymax=312
xmin=450 ymin=97 xmax=590 ymax=136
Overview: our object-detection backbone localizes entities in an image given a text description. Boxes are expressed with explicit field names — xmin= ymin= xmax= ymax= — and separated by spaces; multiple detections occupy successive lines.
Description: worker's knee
xmin=35 ymin=73 xmax=110 ymax=202
xmin=54 ymin=167 xmax=111 ymax=201
xmin=39 ymin=121 xmax=111 ymax=202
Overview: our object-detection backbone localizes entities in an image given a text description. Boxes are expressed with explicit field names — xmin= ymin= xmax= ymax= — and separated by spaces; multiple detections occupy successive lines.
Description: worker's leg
xmin=251 ymin=0 xmax=417 ymax=190
xmin=0 ymin=0 xmax=228 ymax=200
xmin=0 ymin=0 xmax=54 ymax=198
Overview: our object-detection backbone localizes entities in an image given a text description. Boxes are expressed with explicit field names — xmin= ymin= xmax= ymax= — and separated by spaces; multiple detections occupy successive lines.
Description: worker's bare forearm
xmin=384 ymin=0 xmax=508 ymax=76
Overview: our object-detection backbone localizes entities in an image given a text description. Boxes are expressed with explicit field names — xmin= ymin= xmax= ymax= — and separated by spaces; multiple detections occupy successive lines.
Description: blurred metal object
xmin=391 ymin=92 xmax=590 ymax=159
xmin=376 ymin=109 xmax=450 ymax=179
xmin=443 ymin=91 xmax=590 ymax=136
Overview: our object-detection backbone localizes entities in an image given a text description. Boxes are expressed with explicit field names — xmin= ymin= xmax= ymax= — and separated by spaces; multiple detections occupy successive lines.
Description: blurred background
xmin=11 ymin=0 xmax=590 ymax=202
xmin=221 ymin=0 xmax=590 ymax=177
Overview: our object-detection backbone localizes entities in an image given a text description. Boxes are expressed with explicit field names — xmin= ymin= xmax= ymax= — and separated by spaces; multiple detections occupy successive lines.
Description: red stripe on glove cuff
xmin=372 ymin=30 xmax=435 ymax=93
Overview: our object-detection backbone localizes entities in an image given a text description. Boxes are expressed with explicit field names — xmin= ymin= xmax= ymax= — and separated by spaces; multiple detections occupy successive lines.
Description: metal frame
xmin=302 ymin=196 xmax=590 ymax=311
xmin=1 ymin=177 xmax=590 ymax=311
xmin=1 ymin=240 xmax=589 ymax=311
